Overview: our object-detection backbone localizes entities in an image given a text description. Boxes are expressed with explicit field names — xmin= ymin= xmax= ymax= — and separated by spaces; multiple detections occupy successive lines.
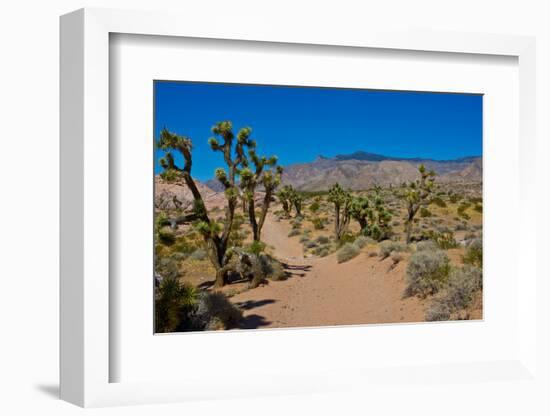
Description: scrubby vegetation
xmin=404 ymin=248 xmax=451 ymax=298
xmin=154 ymin=120 xmax=483 ymax=331
xmin=337 ymin=242 xmax=360 ymax=263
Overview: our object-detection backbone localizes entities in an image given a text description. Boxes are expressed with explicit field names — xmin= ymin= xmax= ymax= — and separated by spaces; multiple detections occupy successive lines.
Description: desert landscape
xmin=154 ymin=124 xmax=482 ymax=332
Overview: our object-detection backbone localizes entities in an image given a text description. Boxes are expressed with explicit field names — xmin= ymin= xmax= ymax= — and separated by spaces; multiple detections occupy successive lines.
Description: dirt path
xmin=230 ymin=214 xmax=426 ymax=329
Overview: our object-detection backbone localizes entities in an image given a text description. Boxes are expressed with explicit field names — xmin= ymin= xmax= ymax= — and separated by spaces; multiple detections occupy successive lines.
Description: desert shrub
xmin=392 ymin=220 xmax=401 ymax=227
xmin=299 ymin=234 xmax=310 ymax=243
xmin=368 ymin=251 xmax=378 ymax=257
xmin=172 ymin=237 xmax=196 ymax=255
xmin=463 ymin=238 xmax=482 ymax=268
xmin=354 ymin=235 xmax=372 ymax=249
xmin=288 ymin=229 xmax=300 ymax=237
xmin=305 ymin=240 xmax=318 ymax=249
xmin=422 ymin=230 xmax=458 ymax=250
xmin=156 ymin=256 xmax=182 ymax=280
xmin=158 ymin=228 xmax=176 ymax=245
xmin=473 ymin=204 xmax=483 ymax=213
xmin=259 ymin=254 xmax=286 ymax=281
xmin=313 ymin=246 xmax=330 ymax=257
xmin=337 ymin=243 xmax=360 ymax=263
xmin=420 ymin=207 xmax=432 ymax=218
xmin=244 ymin=240 xmax=266 ymax=256
xmin=425 ymin=266 xmax=482 ymax=321
xmin=416 ymin=240 xmax=438 ymax=252
xmin=390 ymin=251 xmax=403 ymax=265
xmin=290 ymin=218 xmax=303 ymax=229
xmin=405 ymin=249 xmax=450 ymax=298
xmin=457 ymin=202 xmax=472 ymax=220
xmin=449 ymin=194 xmax=462 ymax=203
xmin=425 ymin=302 xmax=451 ymax=322
xmin=379 ymin=241 xmax=408 ymax=259
xmin=431 ymin=196 xmax=447 ymax=208
xmin=315 ymin=235 xmax=330 ymax=245
xmin=311 ymin=217 xmax=326 ymax=230
xmin=189 ymin=248 xmax=208 ymax=261
xmin=309 ymin=201 xmax=320 ymax=213
xmin=194 ymin=292 xmax=242 ymax=330
xmin=155 ymin=278 xmax=198 ymax=333
xmin=454 ymin=222 xmax=468 ymax=231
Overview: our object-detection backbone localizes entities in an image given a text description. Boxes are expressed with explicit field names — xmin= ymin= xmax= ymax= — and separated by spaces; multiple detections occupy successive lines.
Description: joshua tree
xmin=239 ymin=141 xmax=282 ymax=242
xmin=289 ymin=188 xmax=303 ymax=217
xmin=349 ymin=195 xmax=371 ymax=232
xmin=349 ymin=192 xmax=392 ymax=241
xmin=404 ymin=164 xmax=436 ymax=243
xmin=157 ymin=122 xmax=252 ymax=287
xmin=276 ymin=185 xmax=294 ymax=217
xmin=328 ymin=183 xmax=352 ymax=240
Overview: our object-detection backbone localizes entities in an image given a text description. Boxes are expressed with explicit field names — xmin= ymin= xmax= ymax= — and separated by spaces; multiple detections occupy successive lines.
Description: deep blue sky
xmin=154 ymin=81 xmax=482 ymax=181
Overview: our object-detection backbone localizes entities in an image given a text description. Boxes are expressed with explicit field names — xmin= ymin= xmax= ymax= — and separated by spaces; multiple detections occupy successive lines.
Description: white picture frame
xmin=60 ymin=7 xmax=538 ymax=408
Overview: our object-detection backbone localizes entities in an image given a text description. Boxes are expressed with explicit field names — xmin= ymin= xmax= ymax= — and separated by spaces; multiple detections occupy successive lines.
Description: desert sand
xmin=230 ymin=213 xmax=426 ymax=329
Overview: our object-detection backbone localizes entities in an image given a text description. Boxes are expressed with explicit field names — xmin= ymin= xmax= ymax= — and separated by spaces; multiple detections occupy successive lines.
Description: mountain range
xmin=204 ymin=151 xmax=482 ymax=192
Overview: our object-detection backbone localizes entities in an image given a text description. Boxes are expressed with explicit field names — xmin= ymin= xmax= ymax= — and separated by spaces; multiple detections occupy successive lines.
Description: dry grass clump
xmin=404 ymin=248 xmax=450 ymax=298
xmin=337 ymin=242 xmax=360 ymax=263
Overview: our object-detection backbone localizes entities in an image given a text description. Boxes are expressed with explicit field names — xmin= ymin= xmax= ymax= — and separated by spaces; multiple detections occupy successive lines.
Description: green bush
xmin=463 ymin=238 xmax=482 ymax=268
xmin=311 ymin=217 xmax=326 ymax=230
xmin=309 ymin=201 xmax=320 ymax=213
xmin=431 ymin=196 xmax=447 ymax=208
xmin=405 ymin=249 xmax=451 ymax=298
xmin=379 ymin=241 xmax=408 ymax=259
xmin=420 ymin=207 xmax=432 ymax=218
xmin=337 ymin=243 xmax=360 ymax=263
xmin=244 ymin=240 xmax=266 ymax=256
xmin=155 ymin=278 xmax=198 ymax=333
xmin=158 ymin=228 xmax=176 ymax=245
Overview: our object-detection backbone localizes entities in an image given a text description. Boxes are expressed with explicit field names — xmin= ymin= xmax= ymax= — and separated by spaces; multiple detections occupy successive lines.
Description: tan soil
xmin=229 ymin=213 xmax=427 ymax=329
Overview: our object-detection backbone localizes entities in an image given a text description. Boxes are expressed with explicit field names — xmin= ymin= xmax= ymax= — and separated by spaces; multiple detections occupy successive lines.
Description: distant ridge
xmin=280 ymin=151 xmax=482 ymax=191
xmin=333 ymin=150 xmax=481 ymax=163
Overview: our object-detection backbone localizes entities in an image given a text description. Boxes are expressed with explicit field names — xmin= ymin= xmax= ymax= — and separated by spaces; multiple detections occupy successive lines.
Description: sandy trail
xmin=231 ymin=214 xmax=426 ymax=329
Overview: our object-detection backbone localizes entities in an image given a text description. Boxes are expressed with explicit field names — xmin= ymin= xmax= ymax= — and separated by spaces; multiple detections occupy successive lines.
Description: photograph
xmin=153 ymin=81 xmax=483 ymax=333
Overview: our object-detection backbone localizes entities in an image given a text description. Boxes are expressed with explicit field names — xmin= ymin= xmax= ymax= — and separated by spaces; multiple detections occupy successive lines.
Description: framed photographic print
xmin=60 ymin=7 xmax=539 ymax=408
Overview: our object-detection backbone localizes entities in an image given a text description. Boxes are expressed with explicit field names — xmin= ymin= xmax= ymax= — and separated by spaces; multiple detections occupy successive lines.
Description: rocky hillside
xmin=280 ymin=152 xmax=482 ymax=191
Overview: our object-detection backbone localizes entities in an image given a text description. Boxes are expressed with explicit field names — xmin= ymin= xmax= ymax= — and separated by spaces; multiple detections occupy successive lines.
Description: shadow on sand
xmin=235 ymin=299 xmax=276 ymax=310
xmin=238 ymin=314 xmax=272 ymax=329
xmin=282 ymin=262 xmax=312 ymax=279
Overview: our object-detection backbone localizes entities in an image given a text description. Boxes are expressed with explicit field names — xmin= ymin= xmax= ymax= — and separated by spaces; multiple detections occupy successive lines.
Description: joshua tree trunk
xmin=256 ymin=191 xmax=272 ymax=242
xmin=334 ymin=203 xmax=341 ymax=238
xmin=248 ymin=198 xmax=260 ymax=242
xmin=405 ymin=207 xmax=417 ymax=244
